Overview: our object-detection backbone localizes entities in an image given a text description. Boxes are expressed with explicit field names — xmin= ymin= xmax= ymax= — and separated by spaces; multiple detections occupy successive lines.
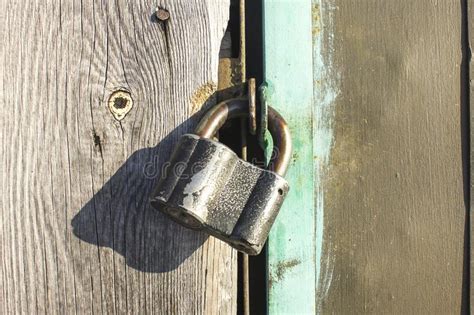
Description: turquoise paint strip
xmin=265 ymin=0 xmax=338 ymax=313
xmin=264 ymin=0 xmax=316 ymax=313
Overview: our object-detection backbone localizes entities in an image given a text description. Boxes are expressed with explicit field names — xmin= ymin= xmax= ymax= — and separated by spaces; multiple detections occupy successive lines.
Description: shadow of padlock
xmin=150 ymin=99 xmax=292 ymax=255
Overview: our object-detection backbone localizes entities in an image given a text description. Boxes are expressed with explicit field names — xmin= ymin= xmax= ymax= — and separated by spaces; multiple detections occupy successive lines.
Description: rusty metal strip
xmin=239 ymin=1 xmax=250 ymax=314
xmin=248 ymin=78 xmax=257 ymax=135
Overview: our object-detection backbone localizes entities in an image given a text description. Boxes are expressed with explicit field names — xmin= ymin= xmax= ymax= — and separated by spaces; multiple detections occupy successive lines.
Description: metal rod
xmin=240 ymin=0 xmax=246 ymax=82
xmin=248 ymin=78 xmax=257 ymax=135
xmin=240 ymin=118 xmax=250 ymax=315
xmin=240 ymin=1 xmax=250 ymax=313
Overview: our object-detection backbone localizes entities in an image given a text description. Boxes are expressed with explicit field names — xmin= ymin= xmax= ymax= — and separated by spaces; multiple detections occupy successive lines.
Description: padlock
xmin=150 ymin=98 xmax=291 ymax=255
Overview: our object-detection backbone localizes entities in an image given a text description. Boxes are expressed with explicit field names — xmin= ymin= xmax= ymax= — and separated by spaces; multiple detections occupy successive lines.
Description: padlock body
xmin=150 ymin=134 xmax=289 ymax=255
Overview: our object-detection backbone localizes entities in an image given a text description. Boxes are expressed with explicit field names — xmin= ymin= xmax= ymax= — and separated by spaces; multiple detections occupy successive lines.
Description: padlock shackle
xmin=195 ymin=98 xmax=292 ymax=176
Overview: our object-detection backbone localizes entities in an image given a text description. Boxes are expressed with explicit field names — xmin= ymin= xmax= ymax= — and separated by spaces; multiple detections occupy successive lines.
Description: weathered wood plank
xmin=318 ymin=0 xmax=466 ymax=313
xmin=0 ymin=1 xmax=236 ymax=314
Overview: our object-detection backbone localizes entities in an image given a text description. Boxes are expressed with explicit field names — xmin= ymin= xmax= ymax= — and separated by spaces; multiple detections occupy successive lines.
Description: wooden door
xmin=0 ymin=1 xmax=237 ymax=313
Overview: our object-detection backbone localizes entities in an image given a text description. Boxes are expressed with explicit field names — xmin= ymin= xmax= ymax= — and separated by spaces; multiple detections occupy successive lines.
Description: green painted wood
xmin=263 ymin=0 xmax=333 ymax=313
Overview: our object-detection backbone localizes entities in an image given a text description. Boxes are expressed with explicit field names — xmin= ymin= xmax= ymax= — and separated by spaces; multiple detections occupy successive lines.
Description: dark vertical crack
xmin=92 ymin=129 xmax=103 ymax=158
xmin=245 ymin=2 xmax=266 ymax=314
xmin=461 ymin=0 xmax=471 ymax=313
xmin=157 ymin=16 xmax=173 ymax=80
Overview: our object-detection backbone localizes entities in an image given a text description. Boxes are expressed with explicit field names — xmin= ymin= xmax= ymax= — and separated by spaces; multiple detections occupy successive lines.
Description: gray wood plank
xmin=317 ymin=1 xmax=466 ymax=313
xmin=0 ymin=1 xmax=236 ymax=314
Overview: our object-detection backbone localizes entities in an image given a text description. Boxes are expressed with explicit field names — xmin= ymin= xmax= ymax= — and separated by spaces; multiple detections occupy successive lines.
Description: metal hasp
xmin=150 ymin=99 xmax=292 ymax=255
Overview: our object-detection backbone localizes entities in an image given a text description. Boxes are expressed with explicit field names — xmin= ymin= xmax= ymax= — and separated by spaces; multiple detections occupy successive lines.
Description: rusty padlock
xmin=150 ymin=99 xmax=291 ymax=255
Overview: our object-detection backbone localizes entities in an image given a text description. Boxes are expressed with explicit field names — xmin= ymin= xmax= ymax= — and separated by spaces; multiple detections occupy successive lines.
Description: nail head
xmin=155 ymin=8 xmax=170 ymax=21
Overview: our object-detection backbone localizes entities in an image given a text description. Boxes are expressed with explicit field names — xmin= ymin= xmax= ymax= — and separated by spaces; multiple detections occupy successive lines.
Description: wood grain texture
xmin=0 ymin=1 xmax=236 ymax=314
xmin=317 ymin=1 xmax=467 ymax=313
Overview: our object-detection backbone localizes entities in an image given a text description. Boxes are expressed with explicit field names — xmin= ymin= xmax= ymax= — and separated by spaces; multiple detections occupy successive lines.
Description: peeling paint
xmin=313 ymin=0 xmax=339 ymax=310
xmin=273 ymin=259 xmax=301 ymax=282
